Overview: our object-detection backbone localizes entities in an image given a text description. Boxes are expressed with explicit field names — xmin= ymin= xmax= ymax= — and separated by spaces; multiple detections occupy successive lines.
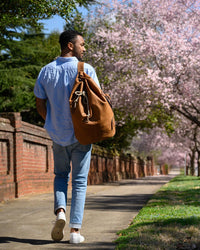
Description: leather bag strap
xmin=78 ymin=61 xmax=84 ymax=72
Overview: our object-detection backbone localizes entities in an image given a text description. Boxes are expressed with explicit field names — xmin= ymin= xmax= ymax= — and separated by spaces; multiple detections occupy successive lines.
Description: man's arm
xmin=36 ymin=97 xmax=47 ymax=120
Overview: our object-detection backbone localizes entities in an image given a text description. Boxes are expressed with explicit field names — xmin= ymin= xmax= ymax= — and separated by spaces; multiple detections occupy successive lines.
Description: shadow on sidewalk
xmin=85 ymin=193 xmax=153 ymax=212
xmin=0 ymin=236 xmax=53 ymax=245
xmin=0 ymin=237 xmax=115 ymax=250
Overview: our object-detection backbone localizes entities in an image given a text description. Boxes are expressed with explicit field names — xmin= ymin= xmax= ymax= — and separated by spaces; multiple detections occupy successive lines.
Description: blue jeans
xmin=53 ymin=141 xmax=92 ymax=229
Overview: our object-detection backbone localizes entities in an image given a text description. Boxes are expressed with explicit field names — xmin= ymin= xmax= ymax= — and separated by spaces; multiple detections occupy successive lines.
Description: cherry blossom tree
xmin=131 ymin=114 xmax=200 ymax=175
xmin=86 ymin=0 xmax=200 ymax=125
xmin=84 ymin=0 xmax=200 ymax=158
xmin=131 ymin=128 xmax=188 ymax=168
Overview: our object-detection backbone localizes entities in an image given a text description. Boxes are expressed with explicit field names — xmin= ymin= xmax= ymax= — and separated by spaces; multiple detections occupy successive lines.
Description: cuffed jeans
xmin=53 ymin=141 xmax=92 ymax=229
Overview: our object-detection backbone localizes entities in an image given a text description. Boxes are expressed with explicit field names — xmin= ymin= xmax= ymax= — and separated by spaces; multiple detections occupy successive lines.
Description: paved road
xmin=0 ymin=168 xmax=179 ymax=250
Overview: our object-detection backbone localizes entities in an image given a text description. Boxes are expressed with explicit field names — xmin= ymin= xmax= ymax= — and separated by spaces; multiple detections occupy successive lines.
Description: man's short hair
xmin=59 ymin=30 xmax=83 ymax=50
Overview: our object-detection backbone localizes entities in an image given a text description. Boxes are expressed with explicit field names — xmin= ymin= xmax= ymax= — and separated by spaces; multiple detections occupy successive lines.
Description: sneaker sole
xmin=51 ymin=219 xmax=66 ymax=242
xmin=69 ymin=239 xmax=85 ymax=244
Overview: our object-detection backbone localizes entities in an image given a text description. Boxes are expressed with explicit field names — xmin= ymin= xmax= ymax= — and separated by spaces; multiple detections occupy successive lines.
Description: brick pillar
xmin=107 ymin=155 xmax=114 ymax=182
xmin=102 ymin=156 xmax=107 ymax=182
xmin=0 ymin=116 xmax=15 ymax=200
xmin=6 ymin=113 xmax=24 ymax=197
xmin=97 ymin=154 xmax=102 ymax=184
xmin=137 ymin=157 xmax=145 ymax=177
xmin=144 ymin=160 xmax=148 ymax=177
xmin=129 ymin=155 xmax=135 ymax=179
xmin=114 ymin=155 xmax=121 ymax=181
xmin=151 ymin=157 xmax=155 ymax=175
xmin=88 ymin=154 xmax=96 ymax=185
xmin=1 ymin=113 xmax=22 ymax=197
xmin=125 ymin=156 xmax=129 ymax=179
xmin=146 ymin=156 xmax=154 ymax=176
xmin=120 ymin=155 xmax=126 ymax=179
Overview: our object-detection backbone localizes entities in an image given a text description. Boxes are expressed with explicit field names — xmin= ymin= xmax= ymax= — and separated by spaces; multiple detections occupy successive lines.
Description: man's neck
xmin=60 ymin=49 xmax=73 ymax=57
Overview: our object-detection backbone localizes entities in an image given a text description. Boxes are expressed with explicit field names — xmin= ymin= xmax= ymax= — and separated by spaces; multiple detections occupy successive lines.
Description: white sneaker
xmin=69 ymin=232 xmax=85 ymax=244
xmin=51 ymin=211 xmax=66 ymax=242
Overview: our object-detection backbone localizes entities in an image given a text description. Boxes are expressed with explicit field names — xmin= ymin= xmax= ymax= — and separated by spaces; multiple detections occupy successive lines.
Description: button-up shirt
xmin=34 ymin=57 xmax=100 ymax=146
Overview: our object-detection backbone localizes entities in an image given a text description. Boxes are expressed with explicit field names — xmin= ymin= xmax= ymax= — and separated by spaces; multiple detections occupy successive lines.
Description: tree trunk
xmin=198 ymin=152 xmax=200 ymax=177
xmin=190 ymin=149 xmax=196 ymax=176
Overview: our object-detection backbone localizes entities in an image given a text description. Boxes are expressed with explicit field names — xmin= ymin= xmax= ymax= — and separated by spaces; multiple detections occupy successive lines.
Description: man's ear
xmin=67 ymin=42 xmax=74 ymax=51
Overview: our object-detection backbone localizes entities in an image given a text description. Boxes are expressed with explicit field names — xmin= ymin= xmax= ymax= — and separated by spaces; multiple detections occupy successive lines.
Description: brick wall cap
xmin=21 ymin=121 xmax=50 ymax=139
xmin=0 ymin=118 xmax=14 ymax=132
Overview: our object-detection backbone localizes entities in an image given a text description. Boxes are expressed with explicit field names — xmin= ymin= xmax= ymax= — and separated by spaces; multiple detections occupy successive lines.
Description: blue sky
xmin=40 ymin=15 xmax=66 ymax=34
xmin=40 ymin=6 xmax=89 ymax=34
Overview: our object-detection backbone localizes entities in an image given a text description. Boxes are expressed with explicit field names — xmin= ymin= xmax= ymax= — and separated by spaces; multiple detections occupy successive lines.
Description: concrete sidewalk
xmin=0 ymin=168 xmax=179 ymax=250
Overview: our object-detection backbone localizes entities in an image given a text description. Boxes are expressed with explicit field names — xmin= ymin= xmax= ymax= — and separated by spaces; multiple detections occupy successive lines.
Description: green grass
xmin=115 ymin=175 xmax=200 ymax=250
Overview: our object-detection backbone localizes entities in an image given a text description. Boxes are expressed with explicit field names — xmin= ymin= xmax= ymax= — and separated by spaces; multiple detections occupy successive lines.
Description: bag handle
xmin=76 ymin=61 xmax=90 ymax=121
xmin=78 ymin=61 xmax=84 ymax=73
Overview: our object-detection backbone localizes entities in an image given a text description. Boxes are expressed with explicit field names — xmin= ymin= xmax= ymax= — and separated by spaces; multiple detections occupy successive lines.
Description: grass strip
xmin=115 ymin=174 xmax=200 ymax=250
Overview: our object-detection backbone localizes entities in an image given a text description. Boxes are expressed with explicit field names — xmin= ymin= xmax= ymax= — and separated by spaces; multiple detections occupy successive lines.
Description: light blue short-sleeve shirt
xmin=34 ymin=57 xmax=100 ymax=146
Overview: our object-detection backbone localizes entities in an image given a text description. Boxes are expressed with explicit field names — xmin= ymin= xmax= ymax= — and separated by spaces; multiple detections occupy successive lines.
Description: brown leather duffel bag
xmin=69 ymin=62 xmax=115 ymax=145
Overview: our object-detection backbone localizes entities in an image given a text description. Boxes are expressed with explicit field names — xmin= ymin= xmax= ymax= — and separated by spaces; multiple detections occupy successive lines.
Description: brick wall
xmin=0 ymin=112 xmax=160 ymax=202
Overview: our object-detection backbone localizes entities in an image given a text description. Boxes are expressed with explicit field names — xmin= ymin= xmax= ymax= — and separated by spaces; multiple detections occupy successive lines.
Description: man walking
xmin=34 ymin=30 xmax=100 ymax=244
